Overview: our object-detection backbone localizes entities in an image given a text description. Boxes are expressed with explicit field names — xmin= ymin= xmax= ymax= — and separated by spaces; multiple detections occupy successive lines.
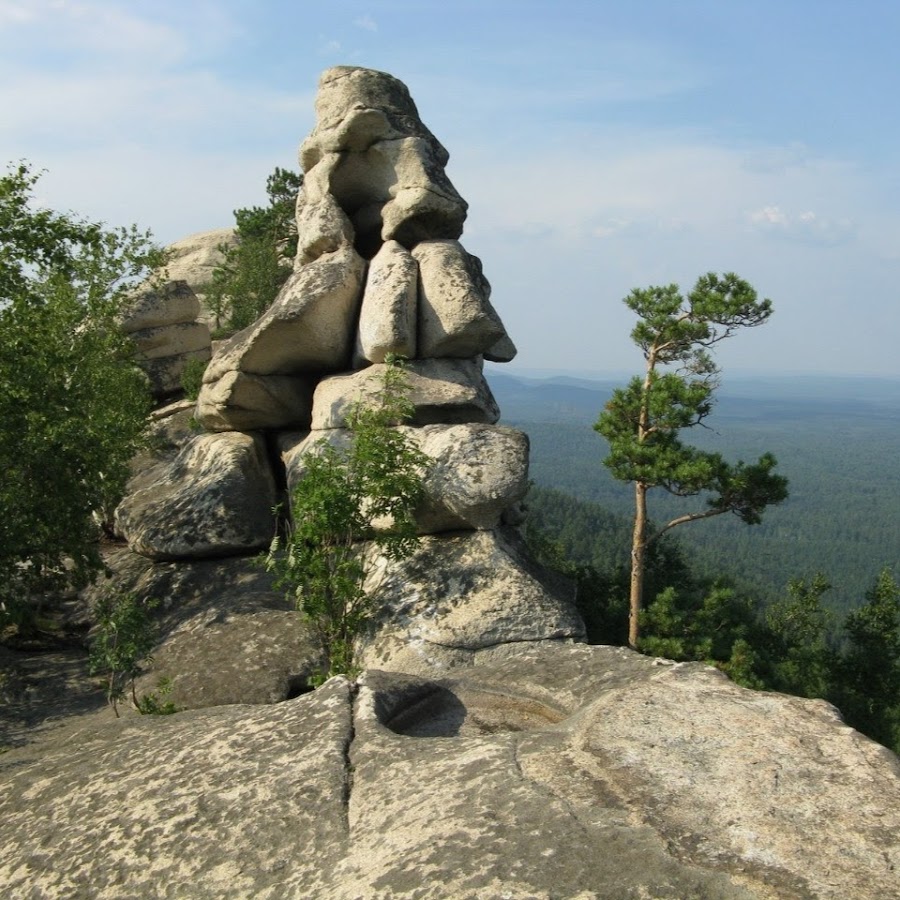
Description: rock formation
xmin=162 ymin=227 xmax=237 ymax=323
xmin=119 ymin=280 xmax=212 ymax=398
xmin=108 ymin=64 xmax=581 ymax=695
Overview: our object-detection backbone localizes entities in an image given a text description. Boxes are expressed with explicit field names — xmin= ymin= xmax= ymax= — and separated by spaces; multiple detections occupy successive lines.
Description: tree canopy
xmin=595 ymin=273 xmax=788 ymax=647
xmin=0 ymin=162 xmax=164 ymax=630
xmin=205 ymin=166 xmax=303 ymax=334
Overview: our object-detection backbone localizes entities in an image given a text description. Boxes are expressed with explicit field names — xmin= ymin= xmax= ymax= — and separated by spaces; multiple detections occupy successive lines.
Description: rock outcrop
xmin=119 ymin=280 xmax=212 ymax=398
xmin=2 ymin=645 xmax=899 ymax=899
xmin=108 ymin=64 xmax=560 ymax=685
xmin=162 ymin=227 xmax=237 ymax=321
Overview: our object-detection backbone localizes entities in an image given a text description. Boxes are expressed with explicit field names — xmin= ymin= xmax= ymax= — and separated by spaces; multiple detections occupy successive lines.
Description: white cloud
xmin=0 ymin=1 xmax=35 ymax=26
xmin=749 ymin=206 xmax=789 ymax=226
xmin=0 ymin=0 xmax=189 ymax=63
xmin=353 ymin=15 xmax=377 ymax=32
xmin=747 ymin=205 xmax=855 ymax=246
xmin=0 ymin=68 xmax=314 ymax=152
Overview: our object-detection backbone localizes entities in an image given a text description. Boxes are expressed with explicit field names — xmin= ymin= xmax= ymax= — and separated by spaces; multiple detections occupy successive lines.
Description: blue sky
xmin=3 ymin=0 xmax=899 ymax=377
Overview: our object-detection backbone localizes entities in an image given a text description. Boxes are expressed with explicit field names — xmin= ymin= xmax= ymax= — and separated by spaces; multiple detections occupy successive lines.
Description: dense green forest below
xmin=489 ymin=370 xmax=900 ymax=617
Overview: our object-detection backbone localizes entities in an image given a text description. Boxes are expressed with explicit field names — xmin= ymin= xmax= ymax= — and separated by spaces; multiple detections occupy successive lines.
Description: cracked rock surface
xmin=3 ymin=645 xmax=899 ymax=899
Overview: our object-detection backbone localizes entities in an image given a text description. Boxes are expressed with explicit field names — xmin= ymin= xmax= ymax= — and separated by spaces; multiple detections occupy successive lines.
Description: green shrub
xmin=265 ymin=357 xmax=429 ymax=684
xmin=88 ymin=593 xmax=158 ymax=717
xmin=180 ymin=357 xmax=209 ymax=401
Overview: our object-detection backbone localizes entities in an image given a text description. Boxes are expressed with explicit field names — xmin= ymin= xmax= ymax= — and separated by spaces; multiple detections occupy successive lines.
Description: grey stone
xmin=138 ymin=347 xmax=211 ymax=398
xmin=413 ymin=239 xmax=508 ymax=358
xmin=0 ymin=679 xmax=354 ymax=899
xmin=300 ymin=67 xmax=467 ymax=255
xmin=357 ymin=527 xmax=585 ymax=674
xmin=311 ymin=358 xmax=500 ymax=430
xmin=411 ymin=423 xmax=529 ymax=532
xmin=82 ymin=546 xmax=322 ymax=710
xmin=196 ymin=369 xmax=314 ymax=432
xmin=484 ymin=331 xmax=518 ymax=363
xmin=201 ymin=242 xmax=366 ymax=381
xmin=119 ymin=280 xmax=201 ymax=333
xmin=161 ymin=228 xmax=237 ymax=294
xmin=114 ymin=430 xmax=277 ymax=560
xmin=301 ymin=66 xmax=448 ymax=169
xmin=129 ymin=320 xmax=211 ymax=360
xmin=353 ymin=239 xmax=418 ymax=365
xmin=5 ymin=646 xmax=899 ymax=898
xmin=372 ymin=137 xmax=468 ymax=248
xmin=294 ymin=191 xmax=356 ymax=266
xmin=279 ymin=423 xmax=527 ymax=535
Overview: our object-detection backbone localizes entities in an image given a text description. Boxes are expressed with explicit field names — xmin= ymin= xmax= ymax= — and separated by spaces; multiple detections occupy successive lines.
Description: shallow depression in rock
xmin=378 ymin=682 xmax=566 ymax=737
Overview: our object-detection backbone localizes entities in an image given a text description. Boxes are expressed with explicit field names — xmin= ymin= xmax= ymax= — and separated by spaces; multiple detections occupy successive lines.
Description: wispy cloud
xmin=747 ymin=205 xmax=855 ymax=246
xmin=353 ymin=15 xmax=377 ymax=32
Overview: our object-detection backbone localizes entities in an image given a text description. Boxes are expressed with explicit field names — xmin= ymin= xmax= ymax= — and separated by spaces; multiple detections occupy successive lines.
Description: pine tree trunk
xmin=629 ymin=481 xmax=648 ymax=649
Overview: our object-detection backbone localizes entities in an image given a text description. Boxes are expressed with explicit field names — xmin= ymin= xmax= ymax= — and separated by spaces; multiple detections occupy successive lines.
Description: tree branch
xmin=648 ymin=506 xmax=727 ymax=546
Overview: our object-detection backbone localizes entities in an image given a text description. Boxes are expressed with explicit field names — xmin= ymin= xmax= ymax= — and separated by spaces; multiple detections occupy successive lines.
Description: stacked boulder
xmin=119 ymin=280 xmax=212 ymax=398
xmin=160 ymin=227 xmax=237 ymax=325
xmin=112 ymin=66 xmax=583 ymax=686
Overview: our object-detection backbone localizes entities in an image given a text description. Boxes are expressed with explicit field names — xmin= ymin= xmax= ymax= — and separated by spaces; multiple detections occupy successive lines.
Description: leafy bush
xmin=0 ymin=162 xmax=164 ymax=631
xmin=180 ymin=357 xmax=208 ymax=401
xmin=88 ymin=593 xmax=158 ymax=717
xmin=265 ymin=358 xmax=429 ymax=683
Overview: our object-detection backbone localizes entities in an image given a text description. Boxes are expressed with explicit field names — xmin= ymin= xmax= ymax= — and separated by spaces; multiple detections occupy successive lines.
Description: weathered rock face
xmin=195 ymin=63 xmax=515 ymax=432
xmin=353 ymin=239 xmax=418 ymax=365
xmin=119 ymin=280 xmax=212 ymax=397
xmin=310 ymin=358 xmax=501 ymax=429
xmin=358 ymin=528 xmax=585 ymax=674
xmin=83 ymin=546 xmax=322 ymax=709
xmin=107 ymin=66 xmax=570 ymax=702
xmin=114 ymin=426 xmax=277 ymax=560
xmin=2 ymin=645 xmax=898 ymax=899
xmin=163 ymin=228 xmax=236 ymax=294
xmin=161 ymin=227 xmax=237 ymax=326
xmin=299 ymin=66 xmax=467 ymax=255
xmin=282 ymin=423 xmax=529 ymax=535
xmin=413 ymin=239 xmax=506 ymax=358
xmin=196 ymin=370 xmax=315 ymax=433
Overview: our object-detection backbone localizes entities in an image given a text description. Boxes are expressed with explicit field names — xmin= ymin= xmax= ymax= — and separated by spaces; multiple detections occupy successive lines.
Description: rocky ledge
xmin=2 ymin=644 xmax=898 ymax=899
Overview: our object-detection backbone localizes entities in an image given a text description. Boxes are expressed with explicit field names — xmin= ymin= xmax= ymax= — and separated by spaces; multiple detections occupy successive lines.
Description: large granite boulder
xmin=119 ymin=280 xmax=212 ymax=398
xmin=162 ymin=228 xmax=236 ymax=295
xmin=119 ymin=280 xmax=201 ymax=334
xmin=300 ymin=66 xmax=466 ymax=254
xmin=310 ymin=358 xmax=500 ymax=429
xmin=412 ymin=239 xmax=508 ymax=359
xmin=82 ymin=546 xmax=322 ymax=710
xmin=2 ymin=645 xmax=898 ymax=898
xmin=114 ymin=430 xmax=277 ymax=560
xmin=281 ymin=423 xmax=529 ymax=534
xmin=196 ymin=370 xmax=315 ymax=432
xmin=353 ymin=239 xmax=418 ymax=365
xmin=295 ymin=192 xmax=356 ymax=266
xmin=203 ymin=243 xmax=366 ymax=380
xmin=356 ymin=528 xmax=585 ymax=674
xmin=196 ymin=243 xmax=366 ymax=429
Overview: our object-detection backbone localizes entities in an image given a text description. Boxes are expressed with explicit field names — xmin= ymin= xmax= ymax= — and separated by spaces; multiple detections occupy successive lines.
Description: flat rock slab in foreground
xmin=2 ymin=644 xmax=898 ymax=899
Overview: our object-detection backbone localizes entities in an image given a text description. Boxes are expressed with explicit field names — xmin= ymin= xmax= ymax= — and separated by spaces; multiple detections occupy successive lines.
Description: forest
xmin=489 ymin=368 xmax=900 ymax=753
xmin=490 ymin=369 xmax=900 ymax=616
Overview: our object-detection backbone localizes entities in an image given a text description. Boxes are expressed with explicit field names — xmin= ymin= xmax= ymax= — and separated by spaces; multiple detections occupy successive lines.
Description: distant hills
xmin=488 ymin=369 xmax=900 ymax=615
